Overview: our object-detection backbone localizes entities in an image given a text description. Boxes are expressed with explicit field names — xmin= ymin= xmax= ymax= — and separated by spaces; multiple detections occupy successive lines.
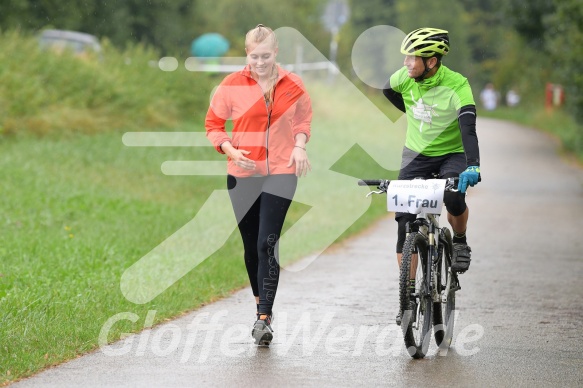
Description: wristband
xmin=294 ymin=145 xmax=306 ymax=150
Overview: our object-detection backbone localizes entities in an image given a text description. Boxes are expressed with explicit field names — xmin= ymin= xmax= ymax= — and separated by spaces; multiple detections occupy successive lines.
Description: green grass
xmin=0 ymin=129 xmax=244 ymax=380
xmin=0 ymin=74 xmax=402 ymax=383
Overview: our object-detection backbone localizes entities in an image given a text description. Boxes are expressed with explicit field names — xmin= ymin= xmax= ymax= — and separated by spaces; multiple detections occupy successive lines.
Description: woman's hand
xmin=222 ymin=142 xmax=256 ymax=170
xmin=288 ymin=146 xmax=311 ymax=177
xmin=232 ymin=149 xmax=256 ymax=170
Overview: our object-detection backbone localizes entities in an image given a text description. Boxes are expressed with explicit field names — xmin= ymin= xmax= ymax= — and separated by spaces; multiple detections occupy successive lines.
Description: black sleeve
xmin=382 ymin=84 xmax=406 ymax=113
xmin=458 ymin=105 xmax=480 ymax=167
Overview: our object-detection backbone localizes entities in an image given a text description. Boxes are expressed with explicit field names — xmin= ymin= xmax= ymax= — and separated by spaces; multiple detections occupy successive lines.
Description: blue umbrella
xmin=191 ymin=33 xmax=230 ymax=57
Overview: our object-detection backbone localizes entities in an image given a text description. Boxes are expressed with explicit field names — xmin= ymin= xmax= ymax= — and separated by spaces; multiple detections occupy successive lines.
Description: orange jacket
xmin=205 ymin=65 xmax=312 ymax=177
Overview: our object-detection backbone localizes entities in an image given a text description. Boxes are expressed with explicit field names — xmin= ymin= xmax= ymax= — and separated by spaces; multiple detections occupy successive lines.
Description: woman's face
xmin=246 ymin=41 xmax=277 ymax=78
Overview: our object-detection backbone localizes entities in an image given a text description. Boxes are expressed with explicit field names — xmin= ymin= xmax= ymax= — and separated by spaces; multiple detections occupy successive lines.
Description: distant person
xmin=383 ymin=27 xmax=481 ymax=325
xmin=506 ymin=88 xmax=520 ymax=107
xmin=480 ymin=83 xmax=498 ymax=111
xmin=205 ymin=24 xmax=312 ymax=346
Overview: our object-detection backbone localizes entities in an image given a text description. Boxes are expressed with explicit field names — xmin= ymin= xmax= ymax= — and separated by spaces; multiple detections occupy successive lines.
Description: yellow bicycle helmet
xmin=400 ymin=28 xmax=450 ymax=57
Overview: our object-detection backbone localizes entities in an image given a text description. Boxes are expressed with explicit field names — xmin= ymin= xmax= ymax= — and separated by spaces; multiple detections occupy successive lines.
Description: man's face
xmin=403 ymin=55 xmax=425 ymax=79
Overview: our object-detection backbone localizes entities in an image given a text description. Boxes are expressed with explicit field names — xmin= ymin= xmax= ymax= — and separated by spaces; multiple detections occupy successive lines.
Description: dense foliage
xmin=0 ymin=0 xmax=580 ymax=149
xmin=0 ymin=0 xmax=330 ymax=56
xmin=0 ymin=31 xmax=216 ymax=135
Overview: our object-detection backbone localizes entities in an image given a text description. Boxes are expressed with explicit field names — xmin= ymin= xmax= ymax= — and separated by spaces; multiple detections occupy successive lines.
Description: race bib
xmin=387 ymin=179 xmax=445 ymax=214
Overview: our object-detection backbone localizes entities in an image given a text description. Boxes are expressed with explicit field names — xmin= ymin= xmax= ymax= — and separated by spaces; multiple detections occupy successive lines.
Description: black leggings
xmin=227 ymin=174 xmax=297 ymax=315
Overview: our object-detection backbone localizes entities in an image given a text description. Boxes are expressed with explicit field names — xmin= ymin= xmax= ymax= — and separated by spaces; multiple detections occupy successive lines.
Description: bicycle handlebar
xmin=358 ymin=179 xmax=385 ymax=186
xmin=358 ymin=177 xmax=460 ymax=193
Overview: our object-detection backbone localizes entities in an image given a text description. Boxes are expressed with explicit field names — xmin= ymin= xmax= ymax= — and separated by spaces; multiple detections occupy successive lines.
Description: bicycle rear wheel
xmin=399 ymin=232 xmax=432 ymax=359
xmin=433 ymin=227 xmax=456 ymax=349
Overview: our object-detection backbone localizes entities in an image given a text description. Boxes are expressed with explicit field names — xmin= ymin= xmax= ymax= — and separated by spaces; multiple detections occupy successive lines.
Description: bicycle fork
xmin=438 ymin=246 xmax=454 ymax=303
xmin=406 ymin=219 xmax=436 ymax=304
xmin=434 ymin=231 xmax=457 ymax=303
xmin=426 ymin=222 xmax=437 ymax=303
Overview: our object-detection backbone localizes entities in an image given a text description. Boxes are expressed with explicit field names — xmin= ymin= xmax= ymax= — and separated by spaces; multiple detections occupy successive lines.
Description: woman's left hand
xmin=287 ymin=146 xmax=311 ymax=177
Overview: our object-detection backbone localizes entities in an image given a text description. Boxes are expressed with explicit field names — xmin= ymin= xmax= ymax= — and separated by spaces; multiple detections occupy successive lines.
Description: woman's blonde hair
xmin=245 ymin=24 xmax=278 ymax=50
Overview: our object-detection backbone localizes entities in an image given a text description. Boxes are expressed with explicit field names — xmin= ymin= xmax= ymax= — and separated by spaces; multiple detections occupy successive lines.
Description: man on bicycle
xmin=383 ymin=28 xmax=480 ymax=323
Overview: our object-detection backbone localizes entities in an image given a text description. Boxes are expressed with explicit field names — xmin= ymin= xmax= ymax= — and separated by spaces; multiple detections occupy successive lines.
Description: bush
xmin=0 ymin=30 xmax=216 ymax=136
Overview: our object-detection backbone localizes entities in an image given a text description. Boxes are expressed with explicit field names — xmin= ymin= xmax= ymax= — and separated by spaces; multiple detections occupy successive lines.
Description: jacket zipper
xmin=264 ymin=85 xmax=276 ymax=175
xmin=266 ymin=104 xmax=271 ymax=175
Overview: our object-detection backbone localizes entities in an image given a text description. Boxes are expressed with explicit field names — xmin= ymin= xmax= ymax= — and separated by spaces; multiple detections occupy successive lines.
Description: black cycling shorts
xmin=395 ymin=147 xmax=466 ymax=220
xmin=397 ymin=147 xmax=466 ymax=180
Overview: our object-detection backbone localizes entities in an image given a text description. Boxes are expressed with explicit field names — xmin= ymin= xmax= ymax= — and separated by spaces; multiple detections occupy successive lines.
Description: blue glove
xmin=458 ymin=166 xmax=480 ymax=193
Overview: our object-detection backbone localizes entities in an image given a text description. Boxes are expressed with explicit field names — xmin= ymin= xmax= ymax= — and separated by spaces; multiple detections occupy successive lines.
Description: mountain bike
xmin=358 ymin=177 xmax=461 ymax=358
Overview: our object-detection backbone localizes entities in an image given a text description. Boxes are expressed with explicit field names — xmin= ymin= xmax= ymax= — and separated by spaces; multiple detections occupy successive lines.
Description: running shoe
xmin=252 ymin=314 xmax=274 ymax=346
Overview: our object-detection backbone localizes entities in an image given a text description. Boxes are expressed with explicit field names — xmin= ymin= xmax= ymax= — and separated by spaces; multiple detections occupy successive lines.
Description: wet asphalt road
xmin=14 ymin=118 xmax=583 ymax=387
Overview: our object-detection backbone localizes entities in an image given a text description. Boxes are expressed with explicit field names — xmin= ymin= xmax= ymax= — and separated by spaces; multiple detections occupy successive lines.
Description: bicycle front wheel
xmin=399 ymin=232 xmax=432 ymax=359
xmin=433 ymin=227 xmax=456 ymax=349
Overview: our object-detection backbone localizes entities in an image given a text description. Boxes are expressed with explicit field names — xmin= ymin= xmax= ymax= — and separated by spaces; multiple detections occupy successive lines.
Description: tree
xmin=393 ymin=0 xmax=473 ymax=77
xmin=190 ymin=0 xmax=328 ymax=56
xmin=545 ymin=0 xmax=583 ymax=121
xmin=0 ymin=0 xmax=327 ymax=57
xmin=503 ymin=0 xmax=556 ymax=49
